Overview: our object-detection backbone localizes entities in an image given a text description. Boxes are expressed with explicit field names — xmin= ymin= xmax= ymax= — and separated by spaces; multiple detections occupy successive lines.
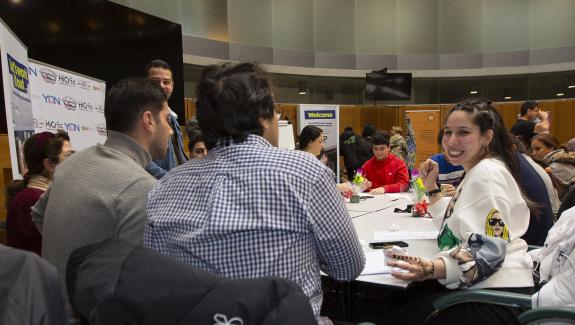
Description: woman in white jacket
xmin=386 ymin=99 xmax=534 ymax=325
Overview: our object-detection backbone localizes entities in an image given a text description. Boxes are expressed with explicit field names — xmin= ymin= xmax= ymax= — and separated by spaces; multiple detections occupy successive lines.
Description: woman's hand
xmin=440 ymin=184 xmax=456 ymax=197
xmin=418 ymin=159 xmax=440 ymax=191
xmin=336 ymin=182 xmax=351 ymax=193
xmin=387 ymin=253 xmax=438 ymax=281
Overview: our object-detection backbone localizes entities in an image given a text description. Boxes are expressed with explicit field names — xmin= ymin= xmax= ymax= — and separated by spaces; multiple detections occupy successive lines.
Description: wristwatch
xmin=426 ymin=188 xmax=442 ymax=197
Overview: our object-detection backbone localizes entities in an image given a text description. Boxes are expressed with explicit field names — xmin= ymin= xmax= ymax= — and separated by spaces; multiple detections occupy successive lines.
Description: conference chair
xmin=66 ymin=239 xmax=316 ymax=325
xmin=426 ymin=289 xmax=575 ymax=324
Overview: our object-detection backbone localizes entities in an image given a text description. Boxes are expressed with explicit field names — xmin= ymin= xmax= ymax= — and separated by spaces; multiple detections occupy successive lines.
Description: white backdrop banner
xmin=1 ymin=18 xmax=33 ymax=179
xmin=298 ymin=104 xmax=340 ymax=180
xmin=29 ymin=59 xmax=106 ymax=151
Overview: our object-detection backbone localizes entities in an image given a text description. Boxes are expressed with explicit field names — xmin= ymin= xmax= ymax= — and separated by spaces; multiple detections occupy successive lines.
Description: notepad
xmin=374 ymin=230 xmax=439 ymax=241
xmin=360 ymin=250 xmax=392 ymax=275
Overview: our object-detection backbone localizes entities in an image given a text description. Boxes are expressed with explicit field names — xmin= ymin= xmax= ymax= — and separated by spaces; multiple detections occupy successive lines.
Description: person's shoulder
xmin=510 ymin=119 xmax=528 ymax=132
xmin=388 ymin=153 xmax=405 ymax=164
xmin=60 ymin=145 xmax=154 ymax=183
xmin=263 ymin=146 xmax=328 ymax=172
xmin=9 ymin=188 xmax=44 ymax=207
xmin=475 ymin=157 xmax=505 ymax=170
xmin=470 ymin=158 xmax=511 ymax=182
xmin=430 ymin=153 xmax=444 ymax=163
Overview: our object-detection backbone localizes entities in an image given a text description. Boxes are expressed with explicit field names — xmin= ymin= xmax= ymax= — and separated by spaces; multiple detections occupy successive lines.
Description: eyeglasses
xmin=150 ymin=77 xmax=173 ymax=86
xmin=488 ymin=219 xmax=504 ymax=227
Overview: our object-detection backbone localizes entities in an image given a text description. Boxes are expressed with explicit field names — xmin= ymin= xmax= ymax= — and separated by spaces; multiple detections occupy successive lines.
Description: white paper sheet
xmin=373 ymin=230 xmax=439 ymax=241
xmin=360 ymin=250 xmax=392 ymax=275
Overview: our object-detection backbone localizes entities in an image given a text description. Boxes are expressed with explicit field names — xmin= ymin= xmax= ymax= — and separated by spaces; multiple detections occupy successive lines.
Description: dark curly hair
xmin=195 ymin=62 xmax=275 ymax=149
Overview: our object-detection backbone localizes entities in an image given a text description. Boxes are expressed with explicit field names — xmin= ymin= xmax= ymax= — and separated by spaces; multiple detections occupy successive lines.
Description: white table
xmin=348 ymin=193 xmax=440 ymax=287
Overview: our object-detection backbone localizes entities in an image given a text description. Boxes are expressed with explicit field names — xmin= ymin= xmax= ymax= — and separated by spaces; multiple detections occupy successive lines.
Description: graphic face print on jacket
xmin=485 ymin=209 xmax=510 ymax=241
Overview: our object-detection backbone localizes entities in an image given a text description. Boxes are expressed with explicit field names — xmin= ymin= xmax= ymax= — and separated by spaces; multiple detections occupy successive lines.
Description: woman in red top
xmin=361 ymin=133 xmax=409 ymax=194
xmin=6 ymin=131 xmax=72 ymax=254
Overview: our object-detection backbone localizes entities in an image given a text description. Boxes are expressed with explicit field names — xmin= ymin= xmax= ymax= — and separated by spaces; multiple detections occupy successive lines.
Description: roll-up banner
xmin=298 ymin=104 xmax=340 ymax=181
xmin=28 ymin=59 xmax=106 ymax=151
xmin=0 ymin=18 xmax=33 ymax=179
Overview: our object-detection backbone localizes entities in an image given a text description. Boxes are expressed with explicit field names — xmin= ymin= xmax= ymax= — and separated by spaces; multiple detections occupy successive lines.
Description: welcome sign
xmin=298 ymin=104 xmax=340 ymax=181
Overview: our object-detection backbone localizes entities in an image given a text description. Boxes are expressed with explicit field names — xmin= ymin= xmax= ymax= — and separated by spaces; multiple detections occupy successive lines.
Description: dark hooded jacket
xmin=0 ymin=244 xmax=66 ymax=325
xmin=66 ymin=239 xmax=316 ymax=325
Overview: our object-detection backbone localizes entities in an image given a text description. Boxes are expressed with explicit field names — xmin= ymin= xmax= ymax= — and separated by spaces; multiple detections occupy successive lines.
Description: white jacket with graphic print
xmin=429 ymin=158 xmax=533 ymax=289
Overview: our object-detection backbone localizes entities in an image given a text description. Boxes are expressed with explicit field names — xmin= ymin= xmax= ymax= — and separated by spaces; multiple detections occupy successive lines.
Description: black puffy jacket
xmin=66 ymin=239 xmax=316 ymax=325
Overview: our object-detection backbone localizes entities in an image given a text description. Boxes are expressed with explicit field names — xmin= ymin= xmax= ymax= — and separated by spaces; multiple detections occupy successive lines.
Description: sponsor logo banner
xmin=62 ymin=96 xmax=77 ymax=111
xmin=40 ymin=68 xmax=57 ymax=84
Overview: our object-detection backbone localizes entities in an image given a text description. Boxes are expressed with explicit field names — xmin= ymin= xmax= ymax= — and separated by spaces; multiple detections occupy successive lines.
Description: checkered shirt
xmin=144 ymin=135 xmax=365 ymax=320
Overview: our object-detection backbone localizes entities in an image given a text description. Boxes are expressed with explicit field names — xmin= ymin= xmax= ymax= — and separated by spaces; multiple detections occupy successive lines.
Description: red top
xmin=361 ymin=153 xmax=409 ymax=193
xmin=7 ymin=187 xmax=44 ymax=255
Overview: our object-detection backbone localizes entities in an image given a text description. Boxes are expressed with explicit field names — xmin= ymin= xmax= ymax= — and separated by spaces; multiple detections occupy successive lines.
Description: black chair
xmin=557 ymin=183 xmax=575 ymax=219
xmin=66 ymin=239 xmax=316 ymax=325
xmin=428 ymin=289 xmax=575 ymax=325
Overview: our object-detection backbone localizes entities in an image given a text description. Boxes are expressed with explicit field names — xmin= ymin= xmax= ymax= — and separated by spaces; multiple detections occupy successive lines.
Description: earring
xmin=481 ymin=143 xmax=490 ymax=154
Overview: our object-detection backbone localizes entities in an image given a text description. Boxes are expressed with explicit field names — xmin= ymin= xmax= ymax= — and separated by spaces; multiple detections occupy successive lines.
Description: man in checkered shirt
xmin=144 ymin=62 xmax=365 ymax=321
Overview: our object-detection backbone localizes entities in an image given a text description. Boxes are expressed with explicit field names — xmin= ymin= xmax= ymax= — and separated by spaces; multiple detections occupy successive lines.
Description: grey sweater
xmin=32 ymin=130 xmax=156 ymax=298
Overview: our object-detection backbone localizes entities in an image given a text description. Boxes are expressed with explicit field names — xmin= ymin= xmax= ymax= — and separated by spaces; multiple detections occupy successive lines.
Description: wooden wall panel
xmin=358 ymin=106 xmax=399 ymax=135
xmin=538 ymin=99 xmax=575 ymax=145
xmin=399 ymin=104 xmax=441 ymax=135
xmin=339 ymin=105 xmax=361 ymax=134
xmin=493 ymin=102 xmax=521 ymax=132
xmin=276 ymin=104 xmax=298 ymax=140
xmin=400 ymin=105 xmax=442 ymax=162
xmin=406 ymin=110 xmax=441 ymax=166
xmin=185 ymin=98 xmax=197 ymax=122
xmin=0 ymin=135 xmax=12 ymax=244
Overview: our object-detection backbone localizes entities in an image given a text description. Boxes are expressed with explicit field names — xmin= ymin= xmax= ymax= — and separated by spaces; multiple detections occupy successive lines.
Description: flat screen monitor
xmin=365 ymin=72 xmax=412 ymax=101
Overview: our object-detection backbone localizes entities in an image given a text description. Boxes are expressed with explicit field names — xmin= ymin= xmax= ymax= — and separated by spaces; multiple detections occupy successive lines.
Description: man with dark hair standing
xmin=144 ymin=62 xmax=365 ymax=323
xmin=510 ymin=100 xmax=549 ymax=146
xmin=361 ymin=133 xmax=409 ymax=194
xmin=145 ymin=59 xmax=188 ymax=178
xmin=32 ymin=77 xmax=172 ymax=299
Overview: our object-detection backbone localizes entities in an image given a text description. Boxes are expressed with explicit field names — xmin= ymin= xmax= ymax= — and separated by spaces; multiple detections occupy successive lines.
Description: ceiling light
xmin=556 ymin=93 xmax=565 ymax=97
xmin=504 ymin=96 xmax=512 ymax=100
xmin=568 ymin=85 xmax=575 ymax=89
xmin=469 ymin=90 xmax=478 ymax=94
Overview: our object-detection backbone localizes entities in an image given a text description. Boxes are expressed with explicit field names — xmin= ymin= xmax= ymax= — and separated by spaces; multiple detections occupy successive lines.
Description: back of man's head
xmin=105 ymin=77 xmax=166 ymax=133
xmin=520 ymin=100 xmax=538 ymax=116
xmin=362 ymin=123 xmax=376 ymax=138
xmin=195 ymin=62 xmax=275 ymax=149
xmin=372 ymin=133 xmax=389 ymax=146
